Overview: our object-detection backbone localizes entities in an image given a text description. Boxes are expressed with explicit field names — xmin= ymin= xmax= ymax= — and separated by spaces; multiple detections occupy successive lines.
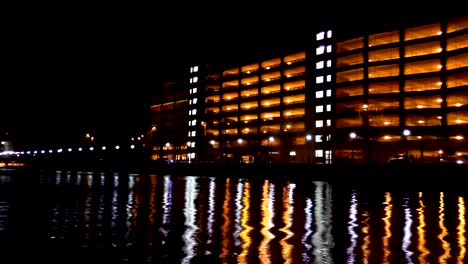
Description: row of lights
xmin=9 ymin=144 xmax=140 ymax=157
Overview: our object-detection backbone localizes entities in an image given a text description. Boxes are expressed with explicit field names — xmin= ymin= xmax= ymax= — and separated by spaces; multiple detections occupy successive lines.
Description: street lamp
xmin=306 ymin=134 xmax=312 ymax=163
xmin=268 ymin=136 xmax=274 ymax=163
xmin=403 ymin=129 xmax=411 ymax=156
xmin=349 ymin=132 xmax=357 ymax=162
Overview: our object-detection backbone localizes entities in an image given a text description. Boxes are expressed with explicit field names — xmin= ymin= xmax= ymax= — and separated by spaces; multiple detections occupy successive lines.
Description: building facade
xmin=149 ymin=15 xmax=468 ymax=164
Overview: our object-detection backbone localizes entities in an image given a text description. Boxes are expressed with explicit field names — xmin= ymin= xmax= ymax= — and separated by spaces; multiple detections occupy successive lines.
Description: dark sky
xmin=2 ymin=3 xmax=465 ymax=146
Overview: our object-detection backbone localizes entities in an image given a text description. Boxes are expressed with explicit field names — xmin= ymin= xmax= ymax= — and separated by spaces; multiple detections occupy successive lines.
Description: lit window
xmin=326 ymin=89 xmax=332 ymax=97
xmin=189 ymin=99 xmax=192 ymax=105
xmin=192 ymin=109 xmax=197 ymax=115
xmin=316 ymin=91 xmax=324 ymax=98
xmin=191 ymin=131 xmax=196 ymax=137
xmin=326 ymin=104 xmax=331 ymax=111
xmin=326 ymin=119 xmax=331 ymax=126
xmin=188 ymin=131 xmax=191 ymax=137
xmin=191 ymin=142 xmax=195 ymax=147
xmin=326 ymin=45 xmax=332 ymax=53
xmin=326 ymin=135 xmax=331 ymax=141
xmin=326 ymin=75 xmax=331 ymax=82
xmin=315 ymin=135 xmax=322 ymax=142
xmin=190 ymin=78 xmax=193 ymax=83
xmin=193 ymin=66 xmax=198 ymax=72
xmin=190 ymin=67 xmax=193 ymax=73
xmin=327 ymin=30 xmax=332 ymax=38
xmin=289 ymin=151 xmax=296 ymax=156
xmin=188 ymin=110 xmax=192 ymax=116
xmin=316 ymin=120 xmax=323 ymax=127
xmin=189 ymin=89 xmax=192 ymax=94
xmin=316 ymin=105 xmax=323 ymax=113
xmin=192 ymin=87 xmax=197 ymax=94
xmin=316 ymin=32 xmax=325 ymax=40
xmin=188 ymin=121 xmax=191 ymax=126
xmin=193 ymin=98 xmax=198 ymax=104
xmin=316 ymin=46 xmax=325 ymax=55
xmin=190 ymin=153 xmax=195 ymax=159
xmin=326 ymin=60 xmax=332 ymax=67
xmin=316 ymin=76 xmax=324 ymax=84
xmin=316 ymin=61 xmax=324 ymax=69
xmin=193 ymin=76 xmax=198 ymax=83
xmin=191 ymin=119 xmax=197 ymax=126
xmin=315 ymin=149 xmax=323 ymax=157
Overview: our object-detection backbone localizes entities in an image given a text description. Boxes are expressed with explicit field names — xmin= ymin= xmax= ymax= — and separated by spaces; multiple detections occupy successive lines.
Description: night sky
xmin=2 ymin=3 xmax=465 ymax=147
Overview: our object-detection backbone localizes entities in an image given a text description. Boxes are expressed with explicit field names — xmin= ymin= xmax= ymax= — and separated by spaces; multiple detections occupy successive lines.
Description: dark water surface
xmin=0 ymin=168 xmax=466 ymax=263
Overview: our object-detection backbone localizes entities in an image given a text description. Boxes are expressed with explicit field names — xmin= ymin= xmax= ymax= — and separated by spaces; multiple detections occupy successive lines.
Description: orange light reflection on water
xmin=259 ymin=181 xmax=275 ymax=264
xmin=238 ymin=182 xmax=252 ymax=264
xmin=438 ymin=192 xmax=451 ymax=263
xmin=279 ymin=183 xmax=295 ymax=264
xmin=361 ymin=211 xmax=370 ymax=264
xmin=458 ymin=196 xmax=466 ymax=264
xmin=417 ymin=192 xmax=429 ymax=264
xmin=220 ymin=178 xmax=232 ymax=263
xmin=382 ymin=192 xmax=393 ymax=264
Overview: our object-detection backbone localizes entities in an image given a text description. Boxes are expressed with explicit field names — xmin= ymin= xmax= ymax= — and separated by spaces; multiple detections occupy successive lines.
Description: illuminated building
xmin=149 ymin=14 xmax=468 ymax=164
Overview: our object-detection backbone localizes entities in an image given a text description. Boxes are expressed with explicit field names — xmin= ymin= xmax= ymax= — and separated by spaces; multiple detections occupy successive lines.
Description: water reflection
xmin=0 ymin=169 xmax=467 ymax=263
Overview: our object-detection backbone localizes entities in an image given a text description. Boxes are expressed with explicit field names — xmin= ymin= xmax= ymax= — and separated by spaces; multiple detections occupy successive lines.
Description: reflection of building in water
xmin=259 ymin=180 xmax=275 ymax=264
xmin=346 ymin=192 xmax=358 ymax=263
xmin=182 ymin=176 xmax=199 ymax=264
xmin=458 ymin=197 xmax=466 ymax=264
xmin=402 ymin=198 xmax=414 ymax=264
xmin=312 ymin=181 xmax=334 ymax=264
xmin=280 ymin=183 xmax=296 ymax=263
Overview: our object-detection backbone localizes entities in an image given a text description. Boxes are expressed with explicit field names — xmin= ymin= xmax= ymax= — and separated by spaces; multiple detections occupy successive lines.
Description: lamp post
xmin=306 ymin=134 xmax=312 ymax=163
xmin=268 ymin=136 xmax=274 ymax=163
xmin=349 ymin=132 xmax=357 ymax=162
xmin=403 ymin=129 xmax=411 ymax=156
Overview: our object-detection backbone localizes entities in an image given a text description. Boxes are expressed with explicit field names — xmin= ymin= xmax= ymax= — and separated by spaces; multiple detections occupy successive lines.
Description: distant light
xmin=210 ymin=140 xmax=215 ymax=145
xmin=237 ymin=138 xmax=243 ymax=144
xmin=403 ymin=129 xmax=411 ymax=136
xmin=349 ymin=132 xmax=357 ymax=139
xmin=165 ymin=142 xmax=170 ymax=147
xmin=78 ymin=147 xmax=83 ymax=152
xmin=90 ymin=147 xmax=94 ymax=151
xmin=115 ymin=145 xmax=120 ymax=150
xmin=130 ymin=144 xmax=135 ymax=149
xmin=34 ymin=151 xmax=38 ymax=154
xmin=41 ymin=150 xmax=45 ymax=154
xmin=27 ymin=151 xmax=31 ymax=154
xmin=306 ymin=134 xmax=312 ymax=141
xmin=48 ymin=150 xmax=53 ymax=153
xmin=102 ymin=146 xmax=106 ymax=150
xmin=269 ymin=136 xmax=274 ymax=142
xmin=68 ymin=148 xmax=72 ymax=152
xmin=57 ymin=149 xmax=63 ymax=153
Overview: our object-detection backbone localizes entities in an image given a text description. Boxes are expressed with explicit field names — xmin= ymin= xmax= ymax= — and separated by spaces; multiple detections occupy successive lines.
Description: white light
xmin=210 ymin=140 xmax=215 ymax=145
xmin=68 ymin=148 xmax=72 ymax=152
xmin=90 ymin=147 xmax=94 ymax=151
xmin=130 ymin=144 xmax=135 ymax=149
xmin=57 ymin=149 xmax=63 ymax=153
xmin=41 ymin=150 xmax=45 ymax=154
xmin=349 ymin=132 xmax=357 ymax=139
xmin=165 ymin=142 xmax=170 ymax=147
xmin=403 ymin=129 xmax=411 ymax=136
xmin=102 ymin=146 xmax=106 ymax=150
xmin=237 ymin=138 xmax=243 ymax=144
xmin=306 ymin=134 xmax=312 ymax=141
xmin=115 ymin=145 xmax=120 ymax=150
xmin=269 ymin=136 xmax=274 ymax=142
xmin=27 ymin=151 xmax=31 ymax=154
xmin=49 ymin=150 xmax=53 ymax=153
xmin=34 ymin=151 xmax=38 ymax=154
xmin=78 ymin=147 xmax=83 ymax=151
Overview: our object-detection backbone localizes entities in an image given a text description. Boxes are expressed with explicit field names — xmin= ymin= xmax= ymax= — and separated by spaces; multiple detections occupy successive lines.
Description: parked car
xmin=388 ymin=153 xmax=412 ymax=164
xmin=440 ymin=156 xmax=464 ymax=164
